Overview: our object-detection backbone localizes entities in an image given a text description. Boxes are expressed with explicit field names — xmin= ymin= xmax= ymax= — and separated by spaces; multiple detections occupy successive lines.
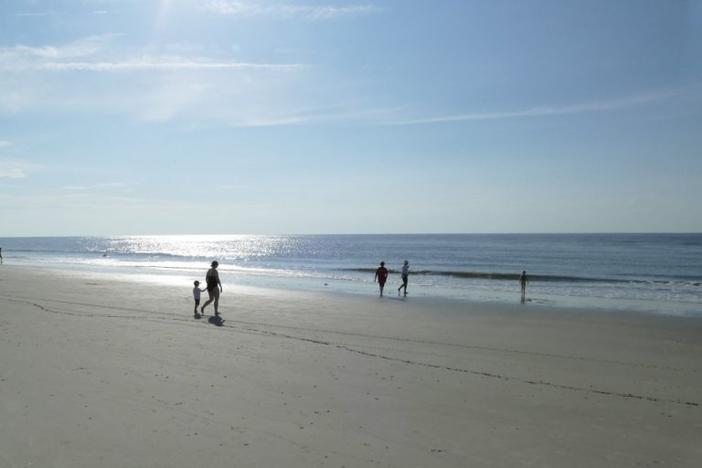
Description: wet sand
xmin=1 ymin=266 xmax=700 ymax=467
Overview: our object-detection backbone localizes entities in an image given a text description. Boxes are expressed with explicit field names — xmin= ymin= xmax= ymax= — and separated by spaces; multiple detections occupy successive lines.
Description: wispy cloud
xmin=0 ymin=140 xmax=12 ymax=148
xmin=0 ymin=192 xmax=202 ymax=213
xmin=227 ymin=105 xmax=407 ymax=127
xmin=3 ymin=35 xmax=114 ymax=60
xmin=37 ymin=59 xmax=300 ymax=72
xmin=0 ymin=159 xmax=40 ymax=179
xmin=16 ymin=11 xmax=57 ymax=17
xmin=387 ymin=91 xmax=682 ymax=125
xmin=200 ymin=0 xmax=379 ymax=19
xmin=0 ymin=34 xmax=386 ymax=127
xmin=16 ymin=8 xmax=111 ymax=17
xmin=62 ymin=182 xmax=130 ymax=191
xmin=216 ymin=184 xmax=245 ymax=191
xmin=0 ymin=36 xmax=302 ymax=73
xmin=229 ymin=114 xmax=309 ymax=127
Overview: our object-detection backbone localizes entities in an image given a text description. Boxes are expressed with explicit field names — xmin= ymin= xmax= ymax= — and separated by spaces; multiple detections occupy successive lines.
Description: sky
xmin=0 ymin=0 xmax=701 ymax=236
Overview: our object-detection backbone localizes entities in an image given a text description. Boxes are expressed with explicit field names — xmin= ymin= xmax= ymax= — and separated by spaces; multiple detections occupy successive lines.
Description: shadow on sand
xmin=193 ymin=313 xmax=225 ymax=326
xmin=207 ymin=315 xmax=225 ymax=327
xmin=384 ymin=296 xmax=408 ymax=302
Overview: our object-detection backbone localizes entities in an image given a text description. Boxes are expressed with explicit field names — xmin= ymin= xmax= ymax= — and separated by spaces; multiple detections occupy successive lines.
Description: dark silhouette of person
xmin=519 ymin=270 xmax=529 ymax=303
xmin=398 ymin=260 xmax=409 ymax=297
xmin=374 ymin=261 xmax=389 ymax=297
xmin=201 ymin=261 xmax=223 ymax=316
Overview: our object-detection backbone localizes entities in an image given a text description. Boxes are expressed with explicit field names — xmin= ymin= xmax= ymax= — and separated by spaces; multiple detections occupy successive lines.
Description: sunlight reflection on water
xmin=2 ymin=234 xmax=701 ymax=315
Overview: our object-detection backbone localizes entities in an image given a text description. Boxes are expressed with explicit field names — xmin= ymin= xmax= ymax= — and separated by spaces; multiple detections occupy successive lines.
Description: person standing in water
xmin=398 ymin=260 xmax=409 ymax=297
xmin=519 ymin=270 xmax=529 ymax=303
xmin=201 ymin=261 xmax=223 ymax=316
xmin=374 ymin=261 xmax=389 ymax=297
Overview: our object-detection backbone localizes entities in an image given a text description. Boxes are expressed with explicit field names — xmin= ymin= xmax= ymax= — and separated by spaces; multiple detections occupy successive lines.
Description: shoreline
xmin=3 ymin=262 xmax=701 ymax=318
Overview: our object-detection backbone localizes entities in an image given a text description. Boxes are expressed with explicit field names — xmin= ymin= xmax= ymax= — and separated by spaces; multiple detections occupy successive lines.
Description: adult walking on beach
xmin=519 ymin=270 xmax=528 ymax=303
xmin=374 ymin=261 xmax=389 ymax=297
xmin=398 ymin=260 xmax=409 ymax=297
xmin=201 ymin=261 xmax=222 ymax=316
xmin=0 ymin=247 xmax=3 ymax=265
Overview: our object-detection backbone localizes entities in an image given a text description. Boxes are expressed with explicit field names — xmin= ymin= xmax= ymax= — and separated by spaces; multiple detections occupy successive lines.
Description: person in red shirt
xmin=374 ymin=261 xmax=389 ymax=297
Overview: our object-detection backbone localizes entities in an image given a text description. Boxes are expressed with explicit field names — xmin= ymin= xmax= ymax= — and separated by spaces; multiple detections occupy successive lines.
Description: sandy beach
xmin=0 ymin=266 xmax=700 ymax=467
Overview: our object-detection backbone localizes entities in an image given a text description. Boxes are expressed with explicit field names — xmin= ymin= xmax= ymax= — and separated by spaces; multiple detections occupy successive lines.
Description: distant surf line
xmin=340 ymin=268 xmax=701 ymax=285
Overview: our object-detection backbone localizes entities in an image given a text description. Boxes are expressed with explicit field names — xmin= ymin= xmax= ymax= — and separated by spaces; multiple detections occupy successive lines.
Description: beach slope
xmin=1 ymin=267 xmax=700 ymax=467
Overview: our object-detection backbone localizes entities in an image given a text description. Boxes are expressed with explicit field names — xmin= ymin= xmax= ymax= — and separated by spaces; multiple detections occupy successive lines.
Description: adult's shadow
xmin=208 ymin=315 xmax=225 ymax=327
xmin=386 ymin=296 xmax=408 ymax=302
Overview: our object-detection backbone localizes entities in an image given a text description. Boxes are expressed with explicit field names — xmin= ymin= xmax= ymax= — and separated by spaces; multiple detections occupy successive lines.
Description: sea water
xmin=1 ymin=234 xmax=701 ymax=315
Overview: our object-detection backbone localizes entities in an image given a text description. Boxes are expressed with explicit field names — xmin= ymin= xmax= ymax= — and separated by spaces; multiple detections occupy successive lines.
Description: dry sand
xmin=1 ymin=266 xmax=701 ymax=467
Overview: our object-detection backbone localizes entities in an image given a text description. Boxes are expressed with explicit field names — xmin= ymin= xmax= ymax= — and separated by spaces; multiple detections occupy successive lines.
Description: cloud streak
xmin=3 ymin=35 xmax=114 ymax=60
xmin=34 ymin=59 xmax=300 ymax=72
xmin=0 ymin=159 xmax=40 ymax=179
xmin=62 ymin=182 xmax=130 ymax=191
xmin=15 ymin=12 xmax=56 ymax=17
xmin=387 ymin=91 xmax=682 ymax=125
xmin=0 ymin=36 xmax=302 ymax=73
xmin=200 ymin=0 xmax=379 ymax=19
xmin=226 ymin=104 xmax=408 ymax=127
xmin=0 ymin=192 xmax=201 ymax=213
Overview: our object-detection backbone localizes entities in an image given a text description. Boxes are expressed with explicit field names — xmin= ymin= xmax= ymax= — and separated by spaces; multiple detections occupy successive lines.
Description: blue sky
xmin=0 ymin=0 xmax=700 ymax=235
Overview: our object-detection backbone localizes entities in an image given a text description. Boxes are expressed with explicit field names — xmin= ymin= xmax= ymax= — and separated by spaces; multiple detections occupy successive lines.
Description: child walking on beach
xmin=193 ymin=280 xmax=205 ymax=317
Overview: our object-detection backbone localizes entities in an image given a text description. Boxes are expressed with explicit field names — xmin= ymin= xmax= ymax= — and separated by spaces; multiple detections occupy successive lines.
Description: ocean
xmin=1 ymin=234 xmax=701 ymax=315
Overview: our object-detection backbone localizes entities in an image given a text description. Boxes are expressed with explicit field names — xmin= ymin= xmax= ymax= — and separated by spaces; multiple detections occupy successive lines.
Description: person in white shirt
xmin=398 ymin=260 xmax=409 ymax=296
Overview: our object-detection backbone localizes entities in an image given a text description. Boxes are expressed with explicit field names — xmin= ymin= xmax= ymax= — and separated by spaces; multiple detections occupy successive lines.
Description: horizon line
xmin=1 ymin=232 xmax=701 ymax=239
